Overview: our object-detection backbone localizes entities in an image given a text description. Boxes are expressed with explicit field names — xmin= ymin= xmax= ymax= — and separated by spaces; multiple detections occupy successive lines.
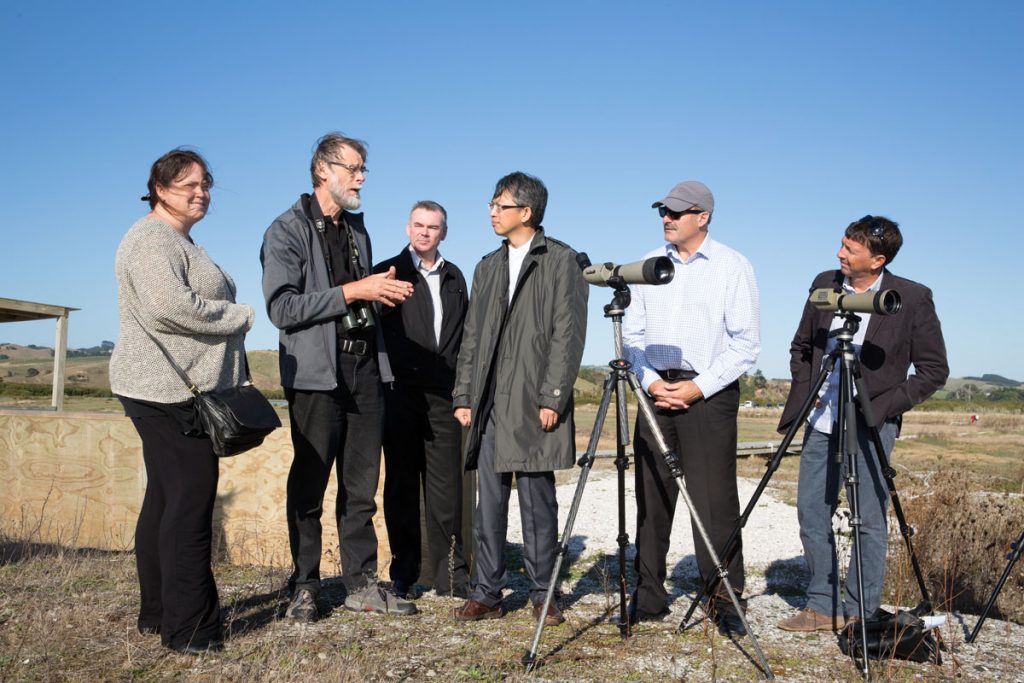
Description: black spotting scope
xmin=582 ymin=256 xmax=674 ymax=287
xmin=808 ymin=288 xmax=902 ymax=315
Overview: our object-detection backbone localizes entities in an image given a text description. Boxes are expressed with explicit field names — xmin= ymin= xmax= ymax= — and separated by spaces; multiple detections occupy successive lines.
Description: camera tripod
xmin=967 ymin=526 xmax=1024 ymax=643
xmin=677 ymin=311 xmax=932 ymax=679
xmin=522 ymin=283 xmax=774 ymax=680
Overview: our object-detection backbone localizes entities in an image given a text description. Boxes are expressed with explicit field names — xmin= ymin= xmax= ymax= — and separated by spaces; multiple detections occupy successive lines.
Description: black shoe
xmin=627 ymin=595 xmax=670 ymax=624
xmin=392 ymin=580 xmax=413 ymax=599
xmin=285 ymin=588 xmax=319 ymax=622
xmin=171 ymin=640 xmax=224 ymax=656
xmin=436 ymin=583 xmax=470 ymax=599
xmin=712 ymin=607 xmax=747 ymax=636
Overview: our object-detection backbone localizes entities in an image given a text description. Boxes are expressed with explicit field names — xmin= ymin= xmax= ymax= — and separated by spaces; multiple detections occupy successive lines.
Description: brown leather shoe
xmin=452 ymin=599 xmax=503 ymax=621
xmin=532 ymin=601 xmax=565 ymax=626
xmin=777 ymin=607 xmax=846 ymax=632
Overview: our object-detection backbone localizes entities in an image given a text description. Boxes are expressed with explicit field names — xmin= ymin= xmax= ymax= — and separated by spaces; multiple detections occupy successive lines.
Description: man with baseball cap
xmin=622 ymin=180 xmax=761 ymax=635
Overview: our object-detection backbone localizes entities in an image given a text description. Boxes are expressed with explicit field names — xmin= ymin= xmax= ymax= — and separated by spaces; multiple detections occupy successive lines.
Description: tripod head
xmin=604 ymin=283 xmax=631 ymax=318
xmin=827 ymin=310 xmax=864 ymax=342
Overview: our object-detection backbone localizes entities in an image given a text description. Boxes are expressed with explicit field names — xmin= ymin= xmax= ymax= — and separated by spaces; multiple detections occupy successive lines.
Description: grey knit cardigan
xmin=110 ymin=217 xmax=255 ymax=403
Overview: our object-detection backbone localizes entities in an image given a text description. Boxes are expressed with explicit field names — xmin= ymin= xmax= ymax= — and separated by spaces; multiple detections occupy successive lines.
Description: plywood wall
xmin=0 ymin=410 xmax=390 ymax=570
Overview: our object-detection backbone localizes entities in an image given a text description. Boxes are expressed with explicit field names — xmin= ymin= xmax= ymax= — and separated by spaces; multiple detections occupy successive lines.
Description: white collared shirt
xmin=410 ymin=247 xmax=445 ymax=346
xmin=507 ymin=239 xmax=532 ymax=304
xmin=808 ymin=272 xmax=883 ymax=434
xmin=622 ymin=236 xmax=761 ymax=399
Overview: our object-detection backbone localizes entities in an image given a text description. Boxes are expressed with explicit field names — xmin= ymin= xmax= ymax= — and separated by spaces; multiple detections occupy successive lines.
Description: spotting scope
xmin=582 ymin=256 xmax=674 ymax=287
xmin=809 ymin=288 xmax=902 ymax=315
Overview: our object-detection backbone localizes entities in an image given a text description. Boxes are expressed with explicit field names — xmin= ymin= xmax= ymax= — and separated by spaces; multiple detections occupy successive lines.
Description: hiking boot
xmin=777 ymin=607 xmax=846 ymax=632
xmin=285 ymin=588 xmax=319 ymax=622
xmin=344 ymin=580 xmax=418 ymax=616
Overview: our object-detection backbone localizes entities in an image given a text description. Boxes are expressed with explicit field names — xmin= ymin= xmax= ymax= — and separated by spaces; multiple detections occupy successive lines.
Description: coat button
xmin=553 ymin=388 xmax=561 ymax=397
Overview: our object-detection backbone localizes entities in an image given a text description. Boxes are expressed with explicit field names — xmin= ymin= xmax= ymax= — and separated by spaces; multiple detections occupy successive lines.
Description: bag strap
xmin=127 ymin=308 xmax=253 ymax=396
xmin=128 ymin=308 xmax=201 ymax=396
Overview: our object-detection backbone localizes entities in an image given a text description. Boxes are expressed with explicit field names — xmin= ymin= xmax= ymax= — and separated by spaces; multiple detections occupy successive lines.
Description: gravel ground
xmin=501 ymin=469 xmax=1024 ymax=681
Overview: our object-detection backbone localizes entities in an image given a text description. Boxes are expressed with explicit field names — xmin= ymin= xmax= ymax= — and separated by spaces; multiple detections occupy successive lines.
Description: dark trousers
xmin=285 ymin=355 xmax=383 ymax=594
xmin=633 ymin=381 xmax=744 ymax=614
xmin=470 ymin=412 xmax=559 ymax=607
xmin=382 ymin=383 xmax=469 ymax=592
xmin=131 ymin=414 xmax=221 ymax=649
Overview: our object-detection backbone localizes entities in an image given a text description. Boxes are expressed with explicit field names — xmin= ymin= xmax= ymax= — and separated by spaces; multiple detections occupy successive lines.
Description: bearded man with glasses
xmin=776 ymin=215 xmax=948 ymax=632
xmin=261 ymin=132 xmax=416 ymax=620
xmin=622 ymin=180 xmax=761 ymax=636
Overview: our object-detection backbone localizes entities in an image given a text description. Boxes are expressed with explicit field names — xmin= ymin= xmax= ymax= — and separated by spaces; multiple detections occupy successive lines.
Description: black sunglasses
xmin=860 ymin=215 xmax=886 ymax=237
xmin=658 ymin=206 xmax=704 ymax=220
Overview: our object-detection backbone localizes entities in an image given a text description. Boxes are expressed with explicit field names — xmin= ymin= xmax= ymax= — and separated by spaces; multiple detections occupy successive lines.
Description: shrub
xmin=892 ymin=470 xmax=1024 ymax=623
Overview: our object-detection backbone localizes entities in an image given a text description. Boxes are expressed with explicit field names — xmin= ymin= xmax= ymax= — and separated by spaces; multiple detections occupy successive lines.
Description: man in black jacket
xmin=776 ymin=215 xmax=948 ymax=632
xmin=375 ymin=200 xmax=470 ymax=599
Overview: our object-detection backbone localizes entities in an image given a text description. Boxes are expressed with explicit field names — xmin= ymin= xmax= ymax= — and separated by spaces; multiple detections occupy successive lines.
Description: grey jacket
xmin=260 ymin=196 xmax=392 ymax=390
xmin=453 ymin=230 xmax=588 ymax=473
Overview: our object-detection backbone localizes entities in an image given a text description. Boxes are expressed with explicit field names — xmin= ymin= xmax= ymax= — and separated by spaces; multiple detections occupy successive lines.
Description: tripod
xmin=967 ymin=527 xmax=1024 ymax=643
xmin=522 ymin=283 xmax=774 ymax=680
xmin=678 ymin=311 xmax=932 ymax=679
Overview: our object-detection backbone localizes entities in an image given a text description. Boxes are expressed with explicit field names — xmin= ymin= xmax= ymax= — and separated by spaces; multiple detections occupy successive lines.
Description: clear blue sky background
xmin=1 ymin=1 xmax=1021 ymax=381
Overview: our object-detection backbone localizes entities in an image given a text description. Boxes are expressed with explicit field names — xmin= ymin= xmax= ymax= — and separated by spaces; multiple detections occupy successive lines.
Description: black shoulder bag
xmin=132 ymin=312 xmax=281 ymax=457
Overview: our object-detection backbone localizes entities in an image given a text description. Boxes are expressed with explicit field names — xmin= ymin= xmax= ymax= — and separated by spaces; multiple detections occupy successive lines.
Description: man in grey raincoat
xmin=451 ymin=171 xmax=588 ymax=626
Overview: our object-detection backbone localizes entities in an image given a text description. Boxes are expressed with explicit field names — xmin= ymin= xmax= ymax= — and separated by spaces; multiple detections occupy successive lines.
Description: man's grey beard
xmin=328 ymin=177 xmax=361 ymax=210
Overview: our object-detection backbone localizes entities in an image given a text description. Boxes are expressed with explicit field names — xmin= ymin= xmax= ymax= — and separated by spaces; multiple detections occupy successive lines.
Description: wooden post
xmin=51 ymin=313 xmax=69 ymax=411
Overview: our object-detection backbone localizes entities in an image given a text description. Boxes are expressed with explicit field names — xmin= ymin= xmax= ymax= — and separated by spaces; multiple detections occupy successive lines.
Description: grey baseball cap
xmin=652 ymin=181 xmax=714 ymax=215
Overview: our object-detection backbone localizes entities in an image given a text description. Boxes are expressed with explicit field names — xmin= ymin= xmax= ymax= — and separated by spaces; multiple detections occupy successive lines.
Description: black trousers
xmin=633 ymin=381 xmax=745 ymax=614
xmin=469 ymin=412 xmax=559 ymax=607
xmin=131 ymin=414 xmax=221 ymax=649
xmin=382 ymin=383 xmax=469 ymax=592
xmin=285 ymin=354 xmax=383 ymax=594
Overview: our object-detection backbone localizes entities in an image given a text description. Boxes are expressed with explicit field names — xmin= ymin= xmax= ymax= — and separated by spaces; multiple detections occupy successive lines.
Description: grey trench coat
xmin=453 ymin=230 xmax=588 ymax=473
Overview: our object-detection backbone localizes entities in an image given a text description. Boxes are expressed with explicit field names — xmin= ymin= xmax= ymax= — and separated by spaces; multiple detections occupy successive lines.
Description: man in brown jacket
xmin=777 ymin=215 xmax=948 ymax=632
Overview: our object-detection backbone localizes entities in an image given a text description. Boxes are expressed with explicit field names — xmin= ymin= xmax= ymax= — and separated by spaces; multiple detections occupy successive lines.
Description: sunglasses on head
xmin=860 ymin=215 xmax=886 ymax=237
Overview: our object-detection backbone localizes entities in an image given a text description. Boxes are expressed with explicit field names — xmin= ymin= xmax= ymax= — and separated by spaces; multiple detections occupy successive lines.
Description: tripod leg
xmin=523 ymin=373 xmax=616 ymax=670
xmin=839 ymin=352 xmax=871 ymax=679
xmin=852 ymin=374 xmax=932 ymax=611
xmin=967 ymin=527 xmax=1024 ymax=643
xmin=681 ymin=358 xmax=835 ymax=630
xmin=628 ymin=373 xmax=775 ymax=680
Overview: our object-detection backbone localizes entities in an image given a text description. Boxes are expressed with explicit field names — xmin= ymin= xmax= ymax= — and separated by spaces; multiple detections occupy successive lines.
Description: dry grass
xmin=2 ymin=408 xmax=1022 ymax=680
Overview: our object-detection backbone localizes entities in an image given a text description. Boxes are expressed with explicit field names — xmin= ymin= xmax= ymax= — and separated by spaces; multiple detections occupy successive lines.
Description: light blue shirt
xmin=808 ymin=272 xmax=883 ymax=434
xmin=623 ymin=236 xmax=760 ymax=399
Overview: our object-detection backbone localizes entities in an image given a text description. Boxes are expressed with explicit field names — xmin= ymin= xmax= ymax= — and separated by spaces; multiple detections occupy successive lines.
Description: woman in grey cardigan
xmin=110 ymin=149 xmax=253 ymax=655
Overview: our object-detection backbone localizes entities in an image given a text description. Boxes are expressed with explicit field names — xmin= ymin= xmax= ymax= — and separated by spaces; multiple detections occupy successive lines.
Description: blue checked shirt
xmin=622 ymin=237 xmax=761 ymax=399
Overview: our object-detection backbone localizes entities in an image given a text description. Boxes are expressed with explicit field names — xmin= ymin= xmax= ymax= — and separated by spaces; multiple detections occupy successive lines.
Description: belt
xmin=338 ymin=338 xmax=369 ymax=357
xmin=657 ymin=369 xmax=698 ymax=381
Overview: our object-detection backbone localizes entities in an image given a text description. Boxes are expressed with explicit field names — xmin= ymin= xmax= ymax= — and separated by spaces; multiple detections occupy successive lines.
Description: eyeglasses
xmin=657 ymin=206 xmax=704 ymax=220
xmin=488 ymin=201 xmax=525 ymax=212
xmin=328 ymin=160 xmax=369 ymax=176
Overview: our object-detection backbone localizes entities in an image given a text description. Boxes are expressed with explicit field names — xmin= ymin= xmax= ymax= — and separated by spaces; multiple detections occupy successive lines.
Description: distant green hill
xmin=964 ymin=374 xmax=1022 ymax=388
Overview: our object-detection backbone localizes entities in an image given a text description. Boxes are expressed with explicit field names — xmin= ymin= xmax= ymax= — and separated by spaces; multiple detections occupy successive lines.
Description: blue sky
xmin=1 ymin=1 xmax=1021 ymax=380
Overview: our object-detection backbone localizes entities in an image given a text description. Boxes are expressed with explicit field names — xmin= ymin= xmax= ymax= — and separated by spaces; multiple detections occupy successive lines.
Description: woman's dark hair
xmin=142 ymin=148 xmax=214 ymax=209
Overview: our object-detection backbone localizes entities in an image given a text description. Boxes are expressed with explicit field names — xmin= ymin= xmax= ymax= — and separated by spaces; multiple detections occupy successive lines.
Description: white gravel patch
xmin=506 ymin=469 xmax=805 ymax=572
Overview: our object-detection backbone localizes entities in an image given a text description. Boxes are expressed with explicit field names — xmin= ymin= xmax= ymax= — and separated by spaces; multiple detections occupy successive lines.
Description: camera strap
xmin=304 ymin=194 xmax=338 ymax=286
xmin=343 ymin=218 xmax=365 ymax=280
